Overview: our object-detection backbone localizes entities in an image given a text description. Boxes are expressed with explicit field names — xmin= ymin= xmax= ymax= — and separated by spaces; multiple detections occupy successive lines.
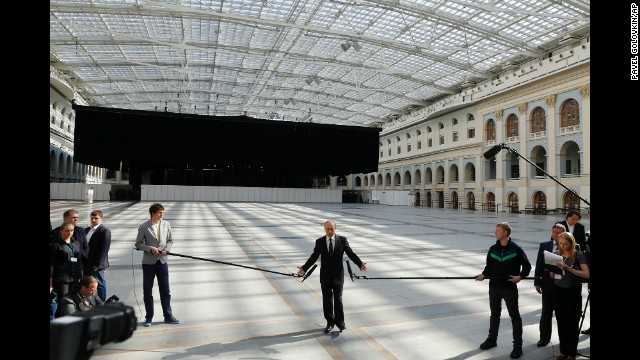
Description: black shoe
xmin=580 ymin=328 xmax=590 ymax=335
xmin=479 ymin=338 xmax=497 ymax=350
xmin=537 ymin=339 xmax=550 ymax=347
xmin=324 ymin=324 xmax=334 ymax=333
xmin=510 ymin=345 xmax=522 ymax=359
xmin=164 ymin=315 xmax=180 ymax=324
xmin=337 ymin=324 xmax=346 ymax=332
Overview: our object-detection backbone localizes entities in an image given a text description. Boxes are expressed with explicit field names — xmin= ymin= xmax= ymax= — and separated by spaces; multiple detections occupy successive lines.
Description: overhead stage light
xmin=305 ymin=77 xmax=313 ymax=85
xmin=352 ymin=41 xmax=362 ymax=52
xmin=341 ymin=41 xmax=352 ymax=51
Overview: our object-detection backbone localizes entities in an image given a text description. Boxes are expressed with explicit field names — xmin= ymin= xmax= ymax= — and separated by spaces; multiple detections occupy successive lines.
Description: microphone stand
xmin=491 ymin=143 xmax=590 ymax=207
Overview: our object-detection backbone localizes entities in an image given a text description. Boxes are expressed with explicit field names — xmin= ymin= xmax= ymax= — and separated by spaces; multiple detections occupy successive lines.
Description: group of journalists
xmin=49 ymin=206 xmax=590 ymax=360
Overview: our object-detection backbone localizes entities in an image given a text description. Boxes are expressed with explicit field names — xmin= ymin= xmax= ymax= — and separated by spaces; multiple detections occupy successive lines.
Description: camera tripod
xmin=576 ymin=291 xmax=590 ymax=358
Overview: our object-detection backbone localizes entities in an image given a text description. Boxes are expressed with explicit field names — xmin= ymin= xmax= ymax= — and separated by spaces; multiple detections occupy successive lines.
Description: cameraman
xmin=58 ymin=275 xmax=104 ymax=317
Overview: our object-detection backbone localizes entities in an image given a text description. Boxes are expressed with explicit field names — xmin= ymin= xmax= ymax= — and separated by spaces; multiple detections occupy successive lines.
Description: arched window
xmin=560 ymin=98 xmax=580 ymax=128
xmin=486 ymin=119 xmax=496 ymax=141
xmin=530 ymin=107 xmax=546 ymax=134
xmin=506 ymin=114 xmax=519 ymax=138
xmin=427 ymin=126 xmax=432 ymax=133
xmin=439 ymin=122 xmax=444 ymax=130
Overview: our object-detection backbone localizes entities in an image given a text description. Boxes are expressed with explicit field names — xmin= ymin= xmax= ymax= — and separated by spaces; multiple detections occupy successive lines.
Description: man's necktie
xmin=329 ymin=238 xmax=334 ymax=257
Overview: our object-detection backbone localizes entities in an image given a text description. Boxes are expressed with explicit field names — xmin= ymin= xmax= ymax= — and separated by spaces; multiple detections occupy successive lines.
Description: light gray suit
xmin=135 ymin=219 xmax=173 ymax=264
xmin=135 ymin=218 xmax=176 ymax=321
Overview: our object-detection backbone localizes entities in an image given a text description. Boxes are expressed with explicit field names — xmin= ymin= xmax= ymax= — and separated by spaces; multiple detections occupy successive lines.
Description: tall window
xmin=439 ymin=135 xmax=445 ymax=145
xmin=530 ymin=107 xmax=546 ymax=133
xmin=506 ymin=114 xmax=519 ymax=138
xmin=486 ymin=119 xmax=496 ymax=141
xmin=453 ymin=132 xmax=459 ymax=142
xmin=560 ymin=99 xmax=580 ymax=128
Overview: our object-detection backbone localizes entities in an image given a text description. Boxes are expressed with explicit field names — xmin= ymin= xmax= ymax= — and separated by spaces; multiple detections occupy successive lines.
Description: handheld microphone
xmin=346 ymin=260 xmax=355 ymax=282
xmin=301 ymin=264 xmax=317 ymax=282
xmin=483 ymin=144 xmax=503 ymax=159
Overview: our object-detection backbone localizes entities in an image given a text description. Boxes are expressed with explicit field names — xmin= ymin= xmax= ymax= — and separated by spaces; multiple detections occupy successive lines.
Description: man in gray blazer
xmin=135 ymin=203 xmax=179 ymax=327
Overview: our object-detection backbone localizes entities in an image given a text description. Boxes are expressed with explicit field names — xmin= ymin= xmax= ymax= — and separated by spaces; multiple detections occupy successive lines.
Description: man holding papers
xmin=533 ymin=223 xmax=566 ymax=347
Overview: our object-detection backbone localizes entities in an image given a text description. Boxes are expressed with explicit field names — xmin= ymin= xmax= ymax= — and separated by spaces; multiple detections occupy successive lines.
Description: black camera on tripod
xmin=50 ymin=302 xmax=137 ymax=360
xmin=105 ymin=295 xmax=119 ymax=304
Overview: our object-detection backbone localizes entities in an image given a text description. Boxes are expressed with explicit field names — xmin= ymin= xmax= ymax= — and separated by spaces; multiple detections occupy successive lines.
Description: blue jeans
xmin=92 ymin=269 xmax=107 ymax=302
xmin=142 ymin=261 xmax=173 ymax=321
xmin=50 ymin=299 xmax=58 ymax=320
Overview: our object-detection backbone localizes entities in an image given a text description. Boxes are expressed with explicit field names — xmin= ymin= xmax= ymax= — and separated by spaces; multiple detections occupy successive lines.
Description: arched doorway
xmin=438 ymin=191 xmax=444 ymax=208
xmin=415 ymin=192 xmax=421 ymax=207
xmin=486 ymin=192 xmax=496 ymax=212
xmin=533 ymin=191 xmax=547 ymax=214
xmin=507 ymin=193 xmax=519 ymax=213
xmin=467 ymin=192 xmax=476 ymax=210
xmin=426 ymin=191 xmax=432 ymax=208
xmin=451 ymin=191 xmax=459 ymax=209
xmin=563 ymin=192 xmax=580 ymax=211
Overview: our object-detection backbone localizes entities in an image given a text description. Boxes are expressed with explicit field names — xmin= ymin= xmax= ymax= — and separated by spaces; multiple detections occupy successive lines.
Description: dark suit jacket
xmin=51 ymin=225 xmax=89 ymax=261
xmin=559 ymin=220 xmax=586 ymax=252
xmin=86 ymin=224 xmax=111 ymax=270
xmin=302 ymin=235 xmax=363 ymax=286
xmin=59 ymin=290 xmax=105 ymax=316
xmin=534 ymin=240 xmax=556 ymax=288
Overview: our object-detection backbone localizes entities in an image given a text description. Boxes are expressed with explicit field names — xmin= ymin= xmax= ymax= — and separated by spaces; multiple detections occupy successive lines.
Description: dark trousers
xmin=92 ymin=269 xmax=107 ymax=302
xmin=553 ymin=285 xmax=583 ymax=357
xmin=539 ymin=280 xmax=555 ymax=341
xmin=488 ymin=285 xmax=523 ymax=345
xmin=321 ymin=282 xmax=344 ymax=326
xmin=142 ymin=261 xmax=172 ymax=320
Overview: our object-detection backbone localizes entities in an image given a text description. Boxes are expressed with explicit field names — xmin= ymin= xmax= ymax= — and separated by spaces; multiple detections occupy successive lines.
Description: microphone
xmin=346 ymin=260 xmax=355 ymax=282
xmin=301 ymin=264 xmax=317 ymax=282
xmin=483 ymin=144 xmax=503 ymax=159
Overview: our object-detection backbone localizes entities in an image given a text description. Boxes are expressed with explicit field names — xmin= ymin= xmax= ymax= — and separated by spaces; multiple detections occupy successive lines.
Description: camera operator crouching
xmin=58 ymin=275 xmax=118 ymax=317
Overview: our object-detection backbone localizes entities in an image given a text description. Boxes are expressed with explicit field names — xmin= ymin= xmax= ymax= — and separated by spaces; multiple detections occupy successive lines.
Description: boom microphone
xmin=346 ymin=260 xmax=355 ymax=282
xmin=483 ymin=144 xmax=503 ymax=159
xmin=301 ymin=264 xmax=317 ymax=282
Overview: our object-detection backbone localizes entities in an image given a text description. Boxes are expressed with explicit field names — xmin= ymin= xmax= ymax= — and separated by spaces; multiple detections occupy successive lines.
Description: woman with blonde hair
xmin=550 ymin=231 xmax=589 ymax=360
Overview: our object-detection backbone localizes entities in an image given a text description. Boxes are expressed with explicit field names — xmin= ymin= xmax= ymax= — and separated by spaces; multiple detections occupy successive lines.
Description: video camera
xmin=50 ymin=302 xmax=137 ymax=360
xmin=105 ymin=295 xmax=119 ymax=304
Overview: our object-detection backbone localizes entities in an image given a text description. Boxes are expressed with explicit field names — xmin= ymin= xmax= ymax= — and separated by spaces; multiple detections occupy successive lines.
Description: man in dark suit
xmin=51 ymin=209 xmax=89 ymax=276
xmin=559 ymin=210 xmax=586 ymax=254
xmin=533 ymin=223 xmax=566 ymax=347
xmin=58 ymin=275 xmax=105 ymax=317
xmin=85 ymin=209 xmax=112 ymax=302
xmin=297 ymin=220 xmax=367 ymax=333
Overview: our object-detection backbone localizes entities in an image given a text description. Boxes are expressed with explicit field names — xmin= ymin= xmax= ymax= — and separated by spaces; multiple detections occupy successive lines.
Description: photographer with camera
xmin=58 ymin=275 xmax=105 ymax=316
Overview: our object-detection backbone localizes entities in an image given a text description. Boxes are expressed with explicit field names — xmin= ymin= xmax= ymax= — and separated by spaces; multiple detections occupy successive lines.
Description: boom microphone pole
xmin=136 ymin=249 xmax=303 ymax=278
xmin=483 ymin=143 xmax=590 ymax=206
xmin=346 ymin=261 xmax=541 ymax=281
xmin=301 ymin=264 xmax=317 ymax=282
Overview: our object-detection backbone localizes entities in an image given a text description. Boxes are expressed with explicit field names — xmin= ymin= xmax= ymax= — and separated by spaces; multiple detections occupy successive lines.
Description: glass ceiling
xmin=50 ymin=0 xmax=590 ymax=127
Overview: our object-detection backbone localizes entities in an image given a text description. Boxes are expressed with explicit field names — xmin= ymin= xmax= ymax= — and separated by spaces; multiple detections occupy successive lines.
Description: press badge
xmin=71 ymin=257 xmax=78 ymax=262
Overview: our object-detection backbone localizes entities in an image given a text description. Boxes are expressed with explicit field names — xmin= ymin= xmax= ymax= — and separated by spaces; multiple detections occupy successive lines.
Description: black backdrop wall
xmin=73 ymin=105 xmax=381 ymax=188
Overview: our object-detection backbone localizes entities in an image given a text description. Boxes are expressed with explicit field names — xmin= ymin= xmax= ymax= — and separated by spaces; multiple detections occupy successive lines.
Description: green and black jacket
xmin=482 ymin=238 xmax=532 ymax=287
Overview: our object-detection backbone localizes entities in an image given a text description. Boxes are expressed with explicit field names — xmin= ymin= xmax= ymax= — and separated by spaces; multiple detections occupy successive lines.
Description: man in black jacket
xmin=297 ymin=220 xmax=367 ymax=333
xmin=559 ymin=210 xmax=587 ymax=254
xmin=475 ymin=221 xmax=531 ymax=359
xmin=533 ymin=223 xmax=566 ymax=347
xmin=85 ymin=210 xmax=112 ymax=302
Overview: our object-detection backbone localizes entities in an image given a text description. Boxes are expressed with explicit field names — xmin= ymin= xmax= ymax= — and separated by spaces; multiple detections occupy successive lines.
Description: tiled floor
xmin=50 ymin=201 xmax=591 ymax=359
